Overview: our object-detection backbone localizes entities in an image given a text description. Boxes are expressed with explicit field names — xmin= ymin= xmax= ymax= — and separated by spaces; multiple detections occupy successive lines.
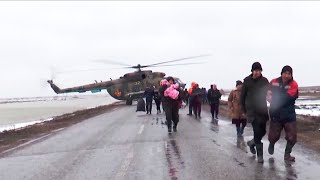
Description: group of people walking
xmin=143 ymin=85 xmax=164 ymax=114
xmin=144 ymin=61 xmax=298 ymax=163
xmin=228 ymin=62 xmax=298 ymax=163
xmin=186 ymin=83 xmax=222 ymax=120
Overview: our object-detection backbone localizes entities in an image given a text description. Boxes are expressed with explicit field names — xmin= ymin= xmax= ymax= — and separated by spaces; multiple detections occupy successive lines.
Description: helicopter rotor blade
xmin=148 ymin=62 xmax=207 ymax=67
xmin=93 ymin=59 xmax=132 ymax=67
xmin=57 ymin=67 xmax=125 ymax=74
xmin=121 ymin=65 xmax=148 ymax=69
xmin=144 ymin=54 xmax=210 ymax=67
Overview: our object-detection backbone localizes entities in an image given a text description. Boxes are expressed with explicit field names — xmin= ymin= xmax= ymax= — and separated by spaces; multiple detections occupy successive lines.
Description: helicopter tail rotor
xmin=47 ymin=80 xmax=61 ymax=94
xmin=40 ymin=66 xmax=59 ymax=92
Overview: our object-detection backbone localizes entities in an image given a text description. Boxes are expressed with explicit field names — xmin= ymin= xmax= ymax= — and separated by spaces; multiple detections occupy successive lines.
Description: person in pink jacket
xmin=159 ymin=77 xmax=181 ymax=133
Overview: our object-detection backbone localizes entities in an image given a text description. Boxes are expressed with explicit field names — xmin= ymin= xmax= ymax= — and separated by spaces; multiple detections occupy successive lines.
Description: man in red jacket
xmin=267 ymin=65 xmax=298 ymax=162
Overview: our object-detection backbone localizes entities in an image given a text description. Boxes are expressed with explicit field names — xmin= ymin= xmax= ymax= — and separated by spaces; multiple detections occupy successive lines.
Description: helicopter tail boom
xmin=47 ymin=80 xmax=118 ymax=94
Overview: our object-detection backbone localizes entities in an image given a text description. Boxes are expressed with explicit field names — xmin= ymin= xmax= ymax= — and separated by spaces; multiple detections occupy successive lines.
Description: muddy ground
xmin=1 ymin=100 xmax=319 ymax=154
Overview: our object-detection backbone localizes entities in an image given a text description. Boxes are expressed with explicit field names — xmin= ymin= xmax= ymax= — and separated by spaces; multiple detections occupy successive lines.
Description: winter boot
xmin=240 ymin=126 xmax=245 ymax=136
xmin=247 ymin=139 xmax=256 ymax=154
xmin=173 ymin=124 xmax=177 ymax=132
xmin=168 ymin=126 xmax=172 ymax=133
xmin=284 ymin=142 xmax=295 ymax=162
xmin=284 ymin=154 xmax=295 ymax=162
xmin=256 ymin=143 xmax=264 ymax=163
xmin=268 ymin=143 xmax=275 ymax=155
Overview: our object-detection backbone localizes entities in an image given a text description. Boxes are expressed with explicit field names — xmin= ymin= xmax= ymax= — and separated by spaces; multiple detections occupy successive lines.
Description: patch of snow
xmin=0 ymin=117 xmax=54 ymax=133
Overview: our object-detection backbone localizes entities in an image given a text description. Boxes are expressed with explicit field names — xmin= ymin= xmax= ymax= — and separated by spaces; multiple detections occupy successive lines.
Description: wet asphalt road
xmin=1 ymin=104 xmax=320 ymax=180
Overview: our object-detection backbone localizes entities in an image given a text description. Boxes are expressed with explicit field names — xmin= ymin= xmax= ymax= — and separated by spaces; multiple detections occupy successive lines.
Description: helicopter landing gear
xmin=126 ymin=98 xmax=133 ymax=105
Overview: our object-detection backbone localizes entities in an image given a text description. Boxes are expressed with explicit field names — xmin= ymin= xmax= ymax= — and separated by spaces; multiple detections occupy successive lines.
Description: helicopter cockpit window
xmin=141 ymin=74 xmax=146 ymax=79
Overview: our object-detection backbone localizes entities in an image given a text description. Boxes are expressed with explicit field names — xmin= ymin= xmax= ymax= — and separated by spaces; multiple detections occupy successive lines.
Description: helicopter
xmin=47 ymin=55 xmax=208 ymax=105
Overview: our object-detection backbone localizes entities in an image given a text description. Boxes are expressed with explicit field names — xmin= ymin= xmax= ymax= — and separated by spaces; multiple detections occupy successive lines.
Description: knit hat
xmin=251 ymin=62 xmax=263 ymax=72
xmin=236 ymin=80 xmax=243 ymax=86
xmin=281 ymin=65 xmax=293 ymax=75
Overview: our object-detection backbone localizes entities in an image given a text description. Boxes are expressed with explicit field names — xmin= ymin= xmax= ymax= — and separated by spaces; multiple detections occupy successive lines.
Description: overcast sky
xmin=1 ymin=1 xmax=320 ymax=98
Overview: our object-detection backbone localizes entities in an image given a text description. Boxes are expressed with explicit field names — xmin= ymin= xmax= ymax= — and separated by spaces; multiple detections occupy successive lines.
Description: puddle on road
xmin=210 ymin=123 xmax=219 ymax=133
xmin=211 ymin=139 xmax=221 ymax=147
xmin=268 ymin=157 xmax=298 ymax=180
xmin=236 ymin=136 xmax=248 ymax=153
xmin=149 ymin=116 xmax=166 ymax=128
xmin=233 ymin=157 xmax=246 ymax=167
xmin=164 ymin=138 xmax=185 ymax=180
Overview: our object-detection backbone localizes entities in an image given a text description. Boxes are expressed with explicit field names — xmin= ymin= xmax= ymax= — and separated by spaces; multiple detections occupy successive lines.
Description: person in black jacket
xmin=154 ymin=91 xmax=162 ymax=114
xmin=184 ymin=89 xmax=189 ymax=105
xmin=159 ymin=77 xmax=181 ymax=133
xmin=144 ymin=85 xmax=155 ymax=114
xmin=240 ymin=62 xmax=269 ymax=163
xmin=207 ymin=84 xmax=222 ymax=119
xmin=267 ymin=65 xmax=298 ymax=162
xmin=191 ymin=84 xmax=202 ymax=119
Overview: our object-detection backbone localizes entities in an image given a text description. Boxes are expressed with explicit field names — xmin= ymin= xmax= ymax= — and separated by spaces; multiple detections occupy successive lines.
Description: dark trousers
xmin=233 ymin=118 xmax=247 ymax=128
xmin=193 ymin=102 xmax=201 ymax=117
xmin=146 ymin=98 xmax=153 ymax=113
xmin=210 ymin=103 xmax=219 ymax=118
xmin=268 ymin=120 xmax=297 ymax=145
xmin=188 ymin=103 xmax=193 ymax=115
xmin=251 ymin=120 xmax=267 ymax=145
xmin=155 ymin=102 xmax=161 ymax=111
xmin=164 ymin=102 xmax=179 ymax=129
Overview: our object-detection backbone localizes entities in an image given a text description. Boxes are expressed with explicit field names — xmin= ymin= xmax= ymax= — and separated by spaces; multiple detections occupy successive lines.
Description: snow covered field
xmin=221 ymin=95 xmax=320 ymax=117
xmin=0 ymin=94 xmax=118 ymax=132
